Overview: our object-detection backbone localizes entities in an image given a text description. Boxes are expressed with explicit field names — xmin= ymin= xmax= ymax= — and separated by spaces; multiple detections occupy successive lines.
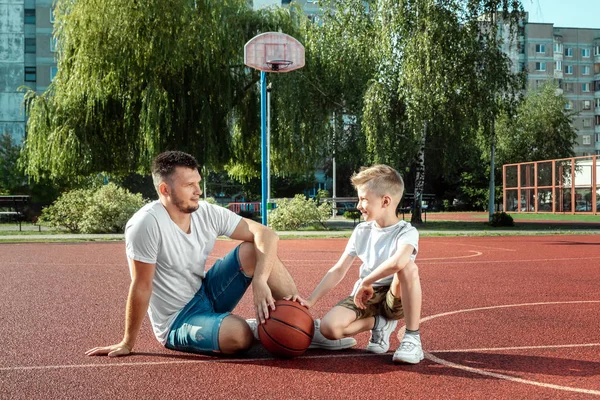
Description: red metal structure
xmin=503 ymin=155 xmax=599 ymax=214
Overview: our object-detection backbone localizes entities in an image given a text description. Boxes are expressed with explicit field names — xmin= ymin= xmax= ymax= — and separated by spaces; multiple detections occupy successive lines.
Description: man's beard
xmin=172 ymin=193 xmax=199 ymax=214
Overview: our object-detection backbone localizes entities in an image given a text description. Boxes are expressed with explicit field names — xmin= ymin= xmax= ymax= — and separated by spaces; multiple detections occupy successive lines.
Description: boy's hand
xmin=283 ymin=294 xmax=313 ymax=309
xmin=353 ymin=283 xmax=374 ymax=309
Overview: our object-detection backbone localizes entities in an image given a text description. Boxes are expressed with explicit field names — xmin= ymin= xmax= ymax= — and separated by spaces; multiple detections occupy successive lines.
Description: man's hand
xmin=353 ymin=283 xmax=374 ymax=310
xmin=283 ymin=294 xmax=314 ymax=309
xmin=252 ymin=279 xmax=276 ymax=324
xmin=85 ymin=342 xmax=131 ymax=357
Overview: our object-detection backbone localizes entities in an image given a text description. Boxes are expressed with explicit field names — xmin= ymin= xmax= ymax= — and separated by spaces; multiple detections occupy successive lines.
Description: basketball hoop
xmin=266 ymin=59 xmax=293 ymax=72
xmin=244 ymin=32 xmax=305 ymax=73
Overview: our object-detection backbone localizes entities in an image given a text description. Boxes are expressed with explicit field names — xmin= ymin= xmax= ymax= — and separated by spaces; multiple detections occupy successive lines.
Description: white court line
xmin=420 ymin=301 xmax=600 ymax=396
xmin=425 ymin=353 xmax=600 ymax=396
xmin=419 ymin=255 xmax=600 ymax=265
xmin=0 ymin=352 xmax=388 ymax=372
xmin=281 ymin=251 xmax=483 ymax=263
xmin=431 ymin=343 xmax=600 ymax=353
xmin=430 ymin=242 xmax=517 ymax=252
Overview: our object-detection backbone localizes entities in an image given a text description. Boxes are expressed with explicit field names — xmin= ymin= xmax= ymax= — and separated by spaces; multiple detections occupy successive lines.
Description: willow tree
xmin=21 ymin=0 xmax=320 ymax=183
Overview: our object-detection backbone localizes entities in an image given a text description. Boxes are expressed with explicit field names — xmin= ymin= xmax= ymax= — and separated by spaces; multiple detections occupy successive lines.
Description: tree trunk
xmin=411 ymin=120 xmax=427 ymax=224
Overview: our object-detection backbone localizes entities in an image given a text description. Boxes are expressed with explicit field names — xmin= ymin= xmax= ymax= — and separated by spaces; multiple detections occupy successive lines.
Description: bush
xmin=343 ymin=210 xmax=361 ymax=221
xmin=41 ymin=183 xmax=147 ymax=233
xmin=269 ymin=194 xmax=332 ymax=231
xmin=489 ymin=211 xmax=514 ymax=227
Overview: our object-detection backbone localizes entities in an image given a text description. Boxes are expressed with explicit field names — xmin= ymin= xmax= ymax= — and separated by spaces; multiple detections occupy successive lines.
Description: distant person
xmin=287 ymin=164 xmax=424 ymax=363
xmin=86 ymin=151 xmax=354 ymax=357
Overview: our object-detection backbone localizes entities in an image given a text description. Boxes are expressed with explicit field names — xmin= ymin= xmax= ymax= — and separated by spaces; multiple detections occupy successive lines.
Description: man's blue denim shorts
xmin=165 ymin=245 xmax=252 ymax=353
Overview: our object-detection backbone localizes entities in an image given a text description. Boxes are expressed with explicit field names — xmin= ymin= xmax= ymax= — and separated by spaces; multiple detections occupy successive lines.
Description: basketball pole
xmin=261 ymin=71 xmax=268 ymax=226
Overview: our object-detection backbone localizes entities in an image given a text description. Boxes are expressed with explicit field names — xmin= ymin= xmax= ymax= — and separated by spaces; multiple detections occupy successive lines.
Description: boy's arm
xmin=354 ymin=244 xmax=415 ymax=309
xmin=289 ymin=253 xmax=356 ymax=309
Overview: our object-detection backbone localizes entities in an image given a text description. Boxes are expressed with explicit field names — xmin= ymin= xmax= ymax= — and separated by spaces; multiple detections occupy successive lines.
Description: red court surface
xmin=1 ymin=235 xmax=600 ymax=399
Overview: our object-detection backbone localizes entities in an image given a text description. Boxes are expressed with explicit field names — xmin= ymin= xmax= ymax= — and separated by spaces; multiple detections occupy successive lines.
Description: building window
xmin=25 ymin=38 xmax=36 ymax=53
xmin=24 ymin=9 xmax=36 ymax=24
xmin=583 ymin=135 xmax=591 ymax=145
xmin=582 ymin=48 xmax=591 ymax=58
xmin=24 ymin=67 xmax=36 ymax=82
xmin=519 ymin=62 xmax=526 ymax=72
xmin=555 ymin=61 xmax=562 ymax=71
xmin=564 ymin=47 xmax=573 ymax=57
xmin=595 ymin=46 xmax=600 ymax=56
xmin=50 ymin=37 xmax=57 ymax=52
xmin=535 ymin=44 xmax=545 ymax=53
xmin=583 ymin=119 xmax=591 ymax=128
xmin=596 ymin=150 xmax=600 ymax=156
xmin=595 ymin=98 xmax=600 ymax=109
xmin=582 ymin=66 xmax=590 ymax=75
xmin=50 ymin=67 xmax=58 ymax=81
xmin=50 ymin=7 xmax=55 ymax=23
xmin=553 ymin=42 xmax=562 ymax=53
xmin=596 ymin=116 xmax=600 ymax=125
xmin=564 ymin=82 xmax=574 ymax=92
xmin=564 ymin=65 xmax=573 ymax=74
xmin=583 ymin=100 xmax=592 ymax=110
xmin=565 ymin=101 xmax=573 ymax=110
xmin=535 ymin=62 xmax=546 ymax=72
xmin=583 ymin=83 xmax=591 ymax=92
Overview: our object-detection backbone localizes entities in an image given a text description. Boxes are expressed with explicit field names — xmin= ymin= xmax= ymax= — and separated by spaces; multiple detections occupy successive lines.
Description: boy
xmin=289 ymin=164 xmax=424 ymax=363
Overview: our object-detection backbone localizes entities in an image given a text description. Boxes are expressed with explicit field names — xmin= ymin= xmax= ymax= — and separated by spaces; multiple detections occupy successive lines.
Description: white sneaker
xmin=366 ymin=318 xmax=398 ymax=354
xmin=308 ymin=319 xmax=357 ymax=350
xmin=245 ymin=318 xmax=259 ymax=341
xmin=392 ymin=334 xmax=424 ymax=364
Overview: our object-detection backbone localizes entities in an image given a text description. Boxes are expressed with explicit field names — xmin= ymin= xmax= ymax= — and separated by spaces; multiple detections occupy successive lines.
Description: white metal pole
xmin=332 ymin=111 xmax=337 ymax=218
xmin=203 ymin=166 xmax=207 ymax=199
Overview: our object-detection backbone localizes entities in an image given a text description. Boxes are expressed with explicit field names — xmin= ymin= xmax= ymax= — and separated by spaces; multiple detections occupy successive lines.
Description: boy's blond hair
xmin=351 ymin=165 xmax=404 ymax=203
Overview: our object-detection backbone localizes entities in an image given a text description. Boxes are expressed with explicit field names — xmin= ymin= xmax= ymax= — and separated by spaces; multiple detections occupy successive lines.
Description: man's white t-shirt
xmin=125 ymin=200 xmax=242 ymax=345
xmin=344 ymin=220 xmax=419 ymax=295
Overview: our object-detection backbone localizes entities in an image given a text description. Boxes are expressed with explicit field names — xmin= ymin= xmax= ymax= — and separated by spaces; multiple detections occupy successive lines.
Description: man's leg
xmin=237 ymin=241 xmax=298 ymax=299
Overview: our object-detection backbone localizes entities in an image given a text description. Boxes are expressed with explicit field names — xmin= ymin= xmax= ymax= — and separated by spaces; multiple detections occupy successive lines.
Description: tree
xmin=0 ymin=131 xmax=26 ymax=193
xmin=495 ymin=81 xmax=577 ymax=164
xmin=21 ymin=0 xmax=317 ymax=182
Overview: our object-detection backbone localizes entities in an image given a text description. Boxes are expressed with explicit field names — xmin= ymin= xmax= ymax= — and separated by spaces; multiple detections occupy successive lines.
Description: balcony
xmin=595 ymin=54 xmax=600 ymax=63
xmin=596 ymin=125 xmax=600 ymax=134
xmin=554 ymin=70 xmax=563 ymax=79
xmin=553 ymin=53 xmax=563 ymax=61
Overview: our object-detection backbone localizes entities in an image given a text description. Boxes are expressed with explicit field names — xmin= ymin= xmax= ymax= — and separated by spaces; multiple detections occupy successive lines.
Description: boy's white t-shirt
xmin=124 ymin=200 xmax=242 ymax=345
xmin=344 ymin=220 xmax=419 ymax=295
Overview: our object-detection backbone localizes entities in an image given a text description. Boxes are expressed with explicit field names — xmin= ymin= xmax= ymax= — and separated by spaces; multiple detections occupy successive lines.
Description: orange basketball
xmin=258 ymin=299 xmax=315 ymax=358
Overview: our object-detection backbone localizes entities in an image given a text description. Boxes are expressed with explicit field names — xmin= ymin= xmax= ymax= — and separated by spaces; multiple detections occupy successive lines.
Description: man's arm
xmin=354 ymin=244 xmax=415 ymax=309
xmin=229 ymin=217 xmax=281 ymax=322
xmin=86 ymin=259 xmax=155 ymax=357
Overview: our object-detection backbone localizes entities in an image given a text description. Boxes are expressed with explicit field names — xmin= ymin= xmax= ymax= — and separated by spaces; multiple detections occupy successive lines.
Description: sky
xmin=521 ymin=0 xmax=600 ymax=29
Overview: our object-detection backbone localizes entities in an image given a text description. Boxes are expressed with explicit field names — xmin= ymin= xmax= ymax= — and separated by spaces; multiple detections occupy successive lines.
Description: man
xmin=86 ymin=151 xmax=354 ymax=356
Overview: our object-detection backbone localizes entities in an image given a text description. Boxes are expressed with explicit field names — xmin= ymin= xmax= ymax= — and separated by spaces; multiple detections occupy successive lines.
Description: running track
xmin=1 ymin=235 xmax=599 ymax=399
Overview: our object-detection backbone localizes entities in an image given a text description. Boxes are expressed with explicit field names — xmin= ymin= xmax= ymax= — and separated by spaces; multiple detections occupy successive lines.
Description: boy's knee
xmin=237 ymin=242 xmax=256 ymax=277
xmin=400 ymin=261 xmax=419 ymax=280
xmin=319 ymin=319 xmax=342 ymax=340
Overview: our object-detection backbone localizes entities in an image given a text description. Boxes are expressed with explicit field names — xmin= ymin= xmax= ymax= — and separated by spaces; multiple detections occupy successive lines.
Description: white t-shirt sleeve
xmin=344 ymin=226 xmax=359 ymax=256
xmin=399 ymin=225 xmax=419 ymax=260
xmin=125 ymin=213 xmax=161 ymax=264
xmin=205 ymin=203 xmax=243 ymax=237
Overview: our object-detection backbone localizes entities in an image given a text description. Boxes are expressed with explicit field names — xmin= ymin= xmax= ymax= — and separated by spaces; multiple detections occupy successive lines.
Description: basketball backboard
xmin=244 ymin=32 xmax=305 ymax=73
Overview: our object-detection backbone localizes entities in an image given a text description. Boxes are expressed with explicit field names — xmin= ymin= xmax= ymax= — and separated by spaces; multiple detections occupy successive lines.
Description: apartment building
xmin=518 ymin=19 xmax=600 ymax=156
xmin=0 ymin=0 xmax=56 ymax=144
